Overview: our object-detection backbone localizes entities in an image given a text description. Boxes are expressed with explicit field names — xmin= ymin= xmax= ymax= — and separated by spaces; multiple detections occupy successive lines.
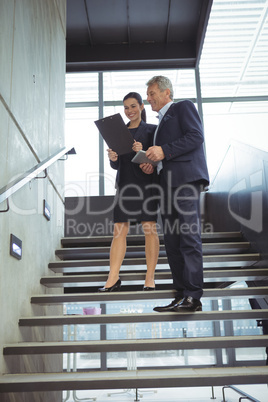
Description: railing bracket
xmin=0 ymin=198 xmax=9 ymax=213
xmin=59 ymin=148 xmax=76 ymax=161
xmin=35 ymin=169 xmax=47 ymax=179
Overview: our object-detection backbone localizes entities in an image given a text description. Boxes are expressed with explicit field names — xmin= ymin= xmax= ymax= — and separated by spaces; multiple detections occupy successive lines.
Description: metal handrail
xmin=0 ymin=146 xmax=74 ymax=206
xmin=222 ymin=385 xmax=260 ymax=402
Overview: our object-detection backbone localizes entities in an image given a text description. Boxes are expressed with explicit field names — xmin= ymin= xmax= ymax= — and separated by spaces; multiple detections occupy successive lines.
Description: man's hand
xmin=146 ymin=146 xmax=165 ymax=161
xmin=140 ymin=163 xmax=154 ymax=174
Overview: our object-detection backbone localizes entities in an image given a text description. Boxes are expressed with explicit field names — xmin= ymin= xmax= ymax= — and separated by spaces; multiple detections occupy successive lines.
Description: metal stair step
xmin=18 ymin=309 xmax=268 ymax=327
xmin=31 ymin=286 xmax=268 ymax=304
xmin=2 ymin=230 xmax=266 ymax=397
xmin=55 ymin=242 xmax=251 ymax=260
xmin=61 ymin=231 xmax=244 ymax=248
xmin=40 ymin=267 xmax=267 ymax=287
xmin=48 ymin=253 xmax=260 ymax=273
xmin=4 ymin=335 xmax=268 ymax=355
xmin=0 ymin=366 xmax=267 ymax=393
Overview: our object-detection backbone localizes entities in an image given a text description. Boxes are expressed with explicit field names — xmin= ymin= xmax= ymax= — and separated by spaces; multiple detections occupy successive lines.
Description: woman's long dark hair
xmin=123 ymin=92 xmax=146 ymax=122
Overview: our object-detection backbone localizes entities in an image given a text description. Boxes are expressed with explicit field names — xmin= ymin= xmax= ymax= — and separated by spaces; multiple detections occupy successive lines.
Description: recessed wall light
xmin=10 ymin=234 xmax=22 ymax=260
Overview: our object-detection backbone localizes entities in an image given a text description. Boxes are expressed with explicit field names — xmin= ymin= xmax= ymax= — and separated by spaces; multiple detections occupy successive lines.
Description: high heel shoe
xmin=98 ymin=279 xmax=121 ymax=292
xmin=143 ymin=286 xmax=155 ymax=291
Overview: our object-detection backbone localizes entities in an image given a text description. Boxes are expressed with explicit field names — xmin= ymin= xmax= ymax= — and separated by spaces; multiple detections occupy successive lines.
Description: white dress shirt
xmin=153 ymin=101 xmax=173 ymax=174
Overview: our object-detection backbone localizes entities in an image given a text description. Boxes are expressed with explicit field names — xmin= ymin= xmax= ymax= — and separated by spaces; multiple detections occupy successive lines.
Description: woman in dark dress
xmin=99 ymin=92 xmax=159 ymax=292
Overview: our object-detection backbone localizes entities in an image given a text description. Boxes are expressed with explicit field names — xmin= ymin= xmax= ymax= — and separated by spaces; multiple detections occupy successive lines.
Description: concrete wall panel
xmin=0 ymin=0 xmax=14 ymax=105
xmin=11 ymin=0 xmax=50 ymax=158
xmin=0 ymin=102 xmax=9 ymax=189
xmin=0 ymin=1 xmax=66 ymax=401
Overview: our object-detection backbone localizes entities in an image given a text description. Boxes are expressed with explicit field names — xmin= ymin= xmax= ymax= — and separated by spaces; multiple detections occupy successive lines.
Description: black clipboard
xmin=94 ymin=113 xmax=134 ymax=155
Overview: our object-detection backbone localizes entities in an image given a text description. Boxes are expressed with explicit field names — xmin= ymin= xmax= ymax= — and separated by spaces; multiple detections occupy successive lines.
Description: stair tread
xmin=55 ymin=242 xmax=251 ymax=260
xmin=18 ymin=309 xmax=268 ymax=326
xmin=61 ymin=231 xmax=244 ymax=247
xmin=4 ymin=335 xmax=268 ymax=355
xmin=31 ymin=286 xmax=268 ymax=304
xmin=40 ymin=268 xmax=268 ymax=286
xmin=48 ymin=253 xmax=260 ymax=273
xmin=0 ymin=366 xmax=267 ymax=393
xmin=2 ymin=230 xmax=266 ymax=396
xmin=58 ymin=242 xmax=250 ymax=251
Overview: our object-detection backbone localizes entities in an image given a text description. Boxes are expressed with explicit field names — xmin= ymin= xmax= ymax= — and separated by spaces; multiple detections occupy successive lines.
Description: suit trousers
xmin=159 ymin=173 xmax=204 ymax=300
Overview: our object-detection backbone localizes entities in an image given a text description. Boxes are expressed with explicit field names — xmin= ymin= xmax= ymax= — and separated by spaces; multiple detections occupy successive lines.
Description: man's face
xmin=147 ymin=83 xmax=171 ymax=112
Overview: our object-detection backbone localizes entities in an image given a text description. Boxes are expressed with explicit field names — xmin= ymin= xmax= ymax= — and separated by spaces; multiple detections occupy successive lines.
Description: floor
xmin=62 ymin=384 xmax=268 ymax=402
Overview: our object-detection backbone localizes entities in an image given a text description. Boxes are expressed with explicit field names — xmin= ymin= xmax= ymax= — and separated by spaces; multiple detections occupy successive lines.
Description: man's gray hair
xmin=146 ymin=75 xmax=174 ymax=100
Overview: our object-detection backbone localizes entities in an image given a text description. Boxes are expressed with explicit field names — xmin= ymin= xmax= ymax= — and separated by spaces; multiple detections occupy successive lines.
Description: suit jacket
xmin=110 ymin=120 xmax=157 ymax=186
xmin=155 ymin=100 xmax=209 ymax=187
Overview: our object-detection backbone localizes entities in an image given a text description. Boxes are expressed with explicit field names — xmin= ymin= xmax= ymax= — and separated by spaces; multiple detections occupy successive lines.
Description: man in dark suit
xmin=144 ymin=76 xmax=209 ymax=312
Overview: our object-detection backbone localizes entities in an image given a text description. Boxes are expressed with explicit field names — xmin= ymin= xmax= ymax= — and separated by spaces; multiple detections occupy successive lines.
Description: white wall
xmin=0 ymin=0 xmax=66 ymax=400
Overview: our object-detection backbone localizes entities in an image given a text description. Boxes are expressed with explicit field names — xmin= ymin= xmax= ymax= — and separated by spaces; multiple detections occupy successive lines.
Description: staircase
xmin=1 ymin=231 xmax=268 ymax=399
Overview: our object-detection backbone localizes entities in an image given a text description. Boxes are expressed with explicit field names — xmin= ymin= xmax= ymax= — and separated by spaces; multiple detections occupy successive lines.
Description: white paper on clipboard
xmin=94 ymin=113 xmax=134 ymax=155
xmin=131 ymin=150 xmax=158 ymax=166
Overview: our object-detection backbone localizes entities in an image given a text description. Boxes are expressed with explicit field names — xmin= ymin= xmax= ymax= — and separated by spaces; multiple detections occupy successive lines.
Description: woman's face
xmin=123 ymin=97 xmax=144 ymax=123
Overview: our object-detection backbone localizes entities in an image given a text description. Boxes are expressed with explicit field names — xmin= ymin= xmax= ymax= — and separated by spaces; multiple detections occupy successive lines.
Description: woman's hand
xmin=132 ymin=140 xmax=142 ymax=153
xmin=139 ymin=163 xmax=155 ymax=174
xmin=107 ymin=148 xmax=118 ymax=162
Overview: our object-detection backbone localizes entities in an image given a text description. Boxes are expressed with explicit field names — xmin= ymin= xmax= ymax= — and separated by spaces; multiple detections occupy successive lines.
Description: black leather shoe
xmin=98 ymin=279 xmax=121 ymax=292
xmin=153 ymin=297 xmax=183 ymax=312
xmin=171 ymin=296 xmax=202 ymax=312
xmin=143 ymin=286 xmax=155 ymax=291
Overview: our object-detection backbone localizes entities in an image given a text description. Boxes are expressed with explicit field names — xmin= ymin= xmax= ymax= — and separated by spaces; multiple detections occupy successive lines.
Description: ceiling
xmin=66 ymin=0 xmax=213 ymax=73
